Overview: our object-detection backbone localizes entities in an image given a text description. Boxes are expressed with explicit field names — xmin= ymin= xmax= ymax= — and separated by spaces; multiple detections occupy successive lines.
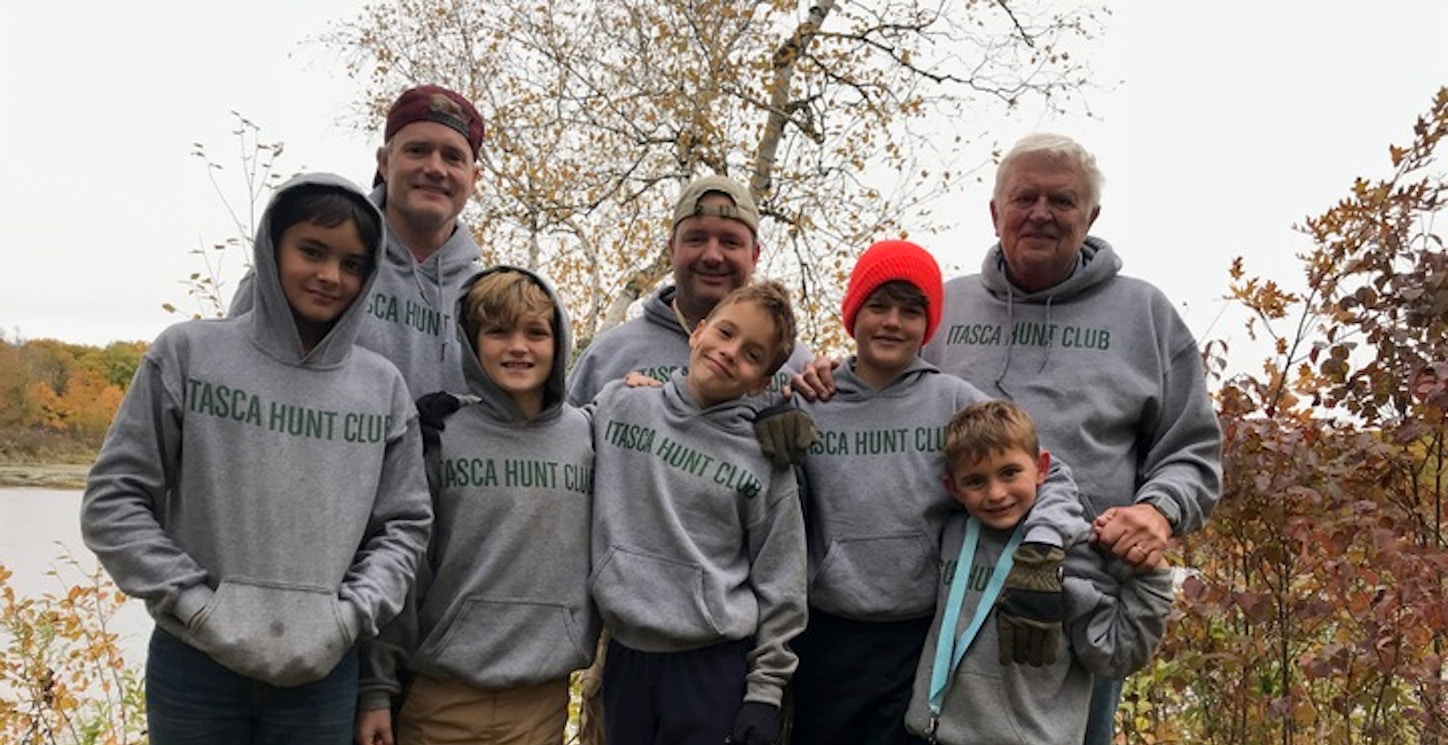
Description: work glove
xmin=415 ymin=392 xmax=463 ymax=431
xmin=996 ymin=542 xmax=1066 ymax=667
xmin=751 ymin=401 xmax=819 ymax=466
xmin=415 ymin=391 xmax=463 ymax=452
xmin=728 ymin=702 xmax=781 ymax=745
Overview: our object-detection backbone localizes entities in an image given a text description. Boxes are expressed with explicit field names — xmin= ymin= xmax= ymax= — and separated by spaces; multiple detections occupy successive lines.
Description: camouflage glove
xmin=728 ymin=702 xmax=781 ymax=745
xmin=996 ymin=542 xmax=1066 ymax=667
xmin=751 ymin=401 xmax=820 ymax=467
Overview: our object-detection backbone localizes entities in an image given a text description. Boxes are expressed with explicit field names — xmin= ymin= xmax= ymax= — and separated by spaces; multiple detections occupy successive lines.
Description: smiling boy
xmin=904 ymin=400 xmax=1174 ymax=745
xmin=82 ymin=174 xmax=432 ymax=745
xmin=589 ymin=280 xmax=807 ymax=745
xmin=789 ymin=240 xmax=1086 ymax=745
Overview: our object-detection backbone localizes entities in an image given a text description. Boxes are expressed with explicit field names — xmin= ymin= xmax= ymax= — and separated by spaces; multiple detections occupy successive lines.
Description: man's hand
xmin=729 ymin=702 xmax=782 ymax=745
xmin=1092 ymin=503 xmax=1171 ymax=569
xmin=996 ymin=542 xmax=1066 ymax=667
xmin=354 ymin=707 xmax=394 ymax=745
xmin=752 ymin=402 xmax=819 ymax=467
xmin=788 ymin=355 xmax=839 ymax=402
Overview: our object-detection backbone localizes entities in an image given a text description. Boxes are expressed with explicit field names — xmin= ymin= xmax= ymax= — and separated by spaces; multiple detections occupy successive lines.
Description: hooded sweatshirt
xmin=796 ymin=357 xmax=1087 ymax=621
xmin=81 ymin=173 xmax=433 ymax=688
xmin=566 ymin=285 xmax=815 ymax=406
xmin=359 ymin=266 xmax=598 ymax=709
xmin=589 ymin=372 xmax=807 ymax=706
xmin=230 ymin=183 xmax=482 ymax=397
xmin=922 ymin=238 xmax=1222 ymax=533
xmin=903 ymin=511 xmax=1174 ymax=744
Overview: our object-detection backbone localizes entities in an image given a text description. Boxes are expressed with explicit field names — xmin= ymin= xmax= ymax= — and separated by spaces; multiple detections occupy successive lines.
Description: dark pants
xmin=1083 ymin=676 xmax=1124 ymax=745
xmin=146 ymin=627 xmax=357 ymax=745
xmin=602 ymin=637 xmax=750 ymax=745
xmin=789 ymin=608 xmax=932 ymax=745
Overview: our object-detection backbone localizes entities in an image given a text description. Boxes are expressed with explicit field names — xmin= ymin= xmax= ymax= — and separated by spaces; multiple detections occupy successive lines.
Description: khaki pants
xmin=396 ymin=675 xmax=569 ymax=745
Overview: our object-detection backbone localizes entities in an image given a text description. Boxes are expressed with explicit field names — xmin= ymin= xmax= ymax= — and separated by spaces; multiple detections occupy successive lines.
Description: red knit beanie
xmin=840 ymin=240 xmax=944 ymax=343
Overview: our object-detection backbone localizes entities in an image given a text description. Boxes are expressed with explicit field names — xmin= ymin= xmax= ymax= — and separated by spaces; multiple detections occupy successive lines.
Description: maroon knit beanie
xmin=374 ymin=85 xmax=485 ymax=186
xmin=840 ymin=240 xmax=944 ymax=343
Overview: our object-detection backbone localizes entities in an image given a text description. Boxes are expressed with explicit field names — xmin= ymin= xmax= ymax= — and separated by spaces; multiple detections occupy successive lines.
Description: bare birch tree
xmin=325 ymin=0 xmax=1104 ymax=351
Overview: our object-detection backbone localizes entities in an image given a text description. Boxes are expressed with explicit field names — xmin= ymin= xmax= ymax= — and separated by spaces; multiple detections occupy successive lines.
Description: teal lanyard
xmin=927 ymin=519 xmax=1024 ymax=718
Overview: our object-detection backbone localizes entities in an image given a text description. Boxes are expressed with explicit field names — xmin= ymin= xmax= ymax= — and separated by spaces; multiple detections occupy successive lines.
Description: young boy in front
xmin=590 ymin=280 xmax=807 ymax=745
xmin=790 ymin=240 xmax=1086 ymax=745
xmin=81 ymin=174 xmax=432 ymax=745
xmin=905 ymin=400 xmax=1174 ymax=744
xmin=355 ymin=266 xmax=598 ymax=745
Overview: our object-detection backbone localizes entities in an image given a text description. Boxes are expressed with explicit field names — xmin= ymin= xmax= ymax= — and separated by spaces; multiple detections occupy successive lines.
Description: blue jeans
xmin=146 ymin=627 xmax=357 ymax=745
xmin=1082 ymin=676 xmax=1124 ymax=745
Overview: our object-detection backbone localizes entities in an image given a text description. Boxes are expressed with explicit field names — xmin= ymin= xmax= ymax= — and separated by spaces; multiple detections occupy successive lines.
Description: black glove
xmin=728 ymin=702 xmax=781 ymax=745
xmin=415 ymin=392 xmax=463 ymax=432
xmin=751 ymin=401 xmax=819 ymax=467
xmin=996 ymin=542 xmax=1066 ymax=667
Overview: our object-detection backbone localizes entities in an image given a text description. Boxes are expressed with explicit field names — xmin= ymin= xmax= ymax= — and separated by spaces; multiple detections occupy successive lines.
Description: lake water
xmin=0 ymin=486 xmax=152 ymax=666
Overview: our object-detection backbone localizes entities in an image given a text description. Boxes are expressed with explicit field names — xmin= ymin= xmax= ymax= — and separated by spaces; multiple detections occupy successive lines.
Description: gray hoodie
xmin=81 ymin=173 xmax=433 ymax=687
xmin=589 ymin=372 xmax=807 ymax=706
xmin=231 ymin=183 xmax=482 ymax=397
xmin=904 ymin=511 xmax=1174 ymax=744
xmin=797 ymin=357 xmax=1087 ymax=621
xmin=359 ymin=266 xmax=598 ymax=709
xmin=566 ymin=284 xmax=814 ymax=406
xmin=922 ymin=237 xmax=1221 ymax=532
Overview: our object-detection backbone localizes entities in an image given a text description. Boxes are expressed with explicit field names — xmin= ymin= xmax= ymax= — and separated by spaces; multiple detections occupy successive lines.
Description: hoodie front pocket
xmin=813 ymin=533 xmax=936 ymax=615
xmin=422 ymin=597 xmax=592 ymax=686
xmin=591 ymin=546 xmax=722 ymax=643
xmin=186 ymin=577 xmax=356 ymax=688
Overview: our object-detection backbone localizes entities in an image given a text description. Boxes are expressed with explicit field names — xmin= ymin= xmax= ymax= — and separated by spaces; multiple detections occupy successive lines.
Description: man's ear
xmin=1087 ymin=204 xmax=1102 ymax=230
xmin=1035 ymin=450 xmax=1051 ymax=485
xmin=375 ymin=146 xmax=389 ymax=176
xmin=989 ymin=200 xmax=1002 ymax=236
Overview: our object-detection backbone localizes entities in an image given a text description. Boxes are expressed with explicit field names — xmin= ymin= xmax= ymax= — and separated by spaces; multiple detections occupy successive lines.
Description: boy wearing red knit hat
xmin=788 ymin=240 xmax=1089 ymax=745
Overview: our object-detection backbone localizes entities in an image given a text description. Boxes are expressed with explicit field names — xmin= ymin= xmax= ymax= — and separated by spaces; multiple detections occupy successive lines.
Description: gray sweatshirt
xmin=81 ymin=173 xmax=433 ymax=688
xmin=922 ymin=237 xmax=1222 ymax=532
xmin=797 ymin=357 xmax=1087 ymax=621
xmin=359 ymin=266 xmax=598 ymax=709
xmin=904 ymin=511 xmax=1174 ymax=744
xmin=231 ymin=184 xmax=482 ymax=397
xmin=566 ymin=285 xmax=814 ymax=406
xmin=589 ymin=372 xmax=807 ymax=706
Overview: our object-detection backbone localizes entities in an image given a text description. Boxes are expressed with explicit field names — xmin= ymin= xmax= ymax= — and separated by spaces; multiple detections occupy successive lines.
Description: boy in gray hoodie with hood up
xmin=81 ymin=174 xmax=433 ymax=745
xmin=356 ymin=266 xmax=598 ymax=745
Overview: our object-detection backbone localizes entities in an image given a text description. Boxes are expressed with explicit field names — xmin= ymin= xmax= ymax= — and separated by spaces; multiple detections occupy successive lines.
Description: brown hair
xmin=706 ymin=279 xmax=797 ymax=376
xmin=462 ymin=270 xmax=556 ymax=343
xmin=943 ymin=400 xmax=1040 ymax=471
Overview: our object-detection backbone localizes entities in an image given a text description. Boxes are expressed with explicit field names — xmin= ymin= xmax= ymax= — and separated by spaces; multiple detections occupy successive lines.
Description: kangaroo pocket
xmin=185 ymin=577 xmax=356 ymax=687
xmin=813 ymin=533 xmax=935 ymax=616
xmin=591 ymin=546 xmax=723 ymax=645
xmin=422 ymin=597 xmax=593 ymax=686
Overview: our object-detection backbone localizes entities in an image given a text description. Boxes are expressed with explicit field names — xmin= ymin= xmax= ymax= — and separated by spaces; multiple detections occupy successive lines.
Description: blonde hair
xmin=706 ymin=280 xmax=797 ymax=376
xmin=462 ymin=270 xmax=555 ymax=339
xmin=943 ymin=400 xmax=1040 ymax=471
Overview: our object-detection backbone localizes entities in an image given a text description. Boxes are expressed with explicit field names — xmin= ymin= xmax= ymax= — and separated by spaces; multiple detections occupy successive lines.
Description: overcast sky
xmin=3 ymin=2 xmax=1445 ymax=378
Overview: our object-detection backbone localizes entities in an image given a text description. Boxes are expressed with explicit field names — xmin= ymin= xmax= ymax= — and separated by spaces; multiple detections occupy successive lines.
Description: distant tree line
xmin=0 ymin=337 xmax=146 ymax=462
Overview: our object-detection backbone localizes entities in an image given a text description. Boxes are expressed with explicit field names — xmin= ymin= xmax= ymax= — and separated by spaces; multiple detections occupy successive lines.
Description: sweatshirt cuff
xmin=1023 ymin=524 xmax=1068 ymax=548
xmin=358 ymin=689 xmax=394 ymax=712
xmin=173 ymin=584 xmax=214 ymax=627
